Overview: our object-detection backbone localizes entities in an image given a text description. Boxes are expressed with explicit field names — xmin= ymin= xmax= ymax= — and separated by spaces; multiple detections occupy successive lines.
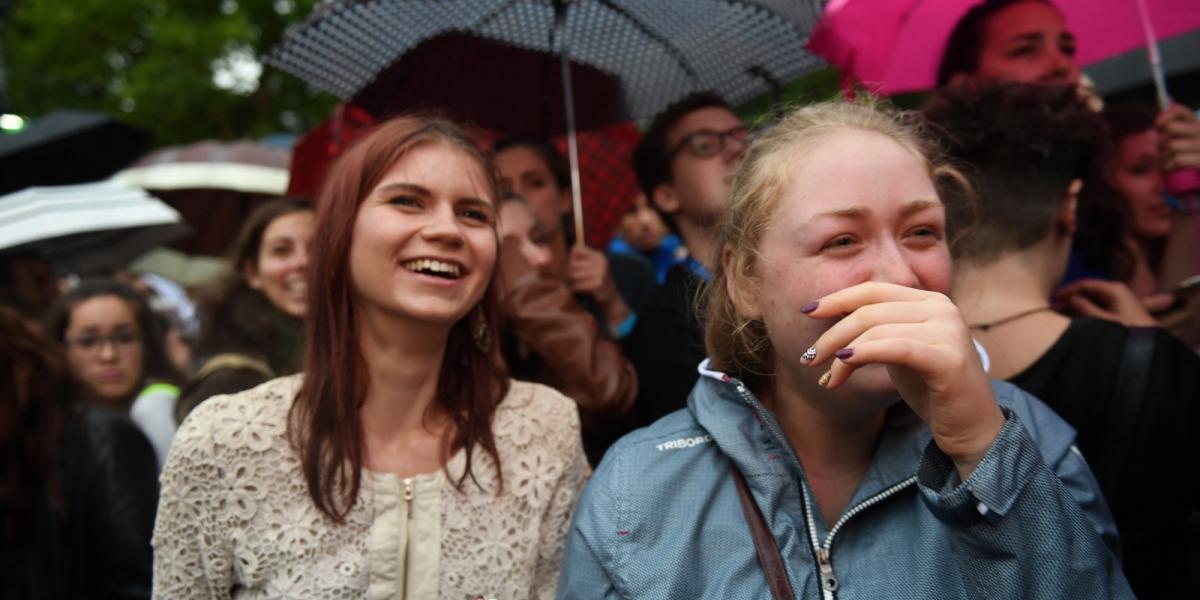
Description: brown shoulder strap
xmin=731 ymin=464 xmax=795 ymax=600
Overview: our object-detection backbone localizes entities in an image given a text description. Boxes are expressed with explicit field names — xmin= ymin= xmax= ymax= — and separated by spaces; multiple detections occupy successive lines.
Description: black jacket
xmin=1 ymin=405 xmax=158 ymax=599
xmin=1010 ymin=318 xmax=1200 ymax=599
xmin=626 ymin=264 xmax=708 ymax=429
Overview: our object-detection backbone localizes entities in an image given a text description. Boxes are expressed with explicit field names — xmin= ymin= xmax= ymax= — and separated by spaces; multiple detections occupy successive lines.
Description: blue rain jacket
xmin=558 ymin=362 xmax=1133 ymax=599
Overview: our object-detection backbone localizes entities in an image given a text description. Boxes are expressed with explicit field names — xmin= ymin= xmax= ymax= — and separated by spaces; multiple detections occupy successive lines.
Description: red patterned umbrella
xmin=288 ymin=104 xmax=640 ymax=248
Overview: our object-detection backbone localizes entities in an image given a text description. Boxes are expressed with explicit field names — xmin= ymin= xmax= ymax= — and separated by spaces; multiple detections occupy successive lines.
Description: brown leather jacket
xmin=500 ymin=269 xmax=637 ymax=432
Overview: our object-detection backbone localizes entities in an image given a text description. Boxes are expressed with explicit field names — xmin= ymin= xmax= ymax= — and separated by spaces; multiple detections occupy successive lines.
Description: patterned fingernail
xmin=800 ymin=346 xmax=818 ymax=363
xmin=834 ymin=348 xmax=854 ymax=360
xmin=818 ymin=369 xmax=832 ymax=387
xmin=800 ymin=300 xmax=819 ymax=314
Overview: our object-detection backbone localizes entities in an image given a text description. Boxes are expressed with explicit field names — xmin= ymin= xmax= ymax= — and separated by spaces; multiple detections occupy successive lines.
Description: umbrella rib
xmin=470 ymin=0 xmax=525 ymax=35
xmin=595 ymin=0 xmax=700 ymax=82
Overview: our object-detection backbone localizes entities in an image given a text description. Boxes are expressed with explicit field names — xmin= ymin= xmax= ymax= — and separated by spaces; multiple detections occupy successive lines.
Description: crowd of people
xmin=2 ymin=0 xmax=1200 ymax=598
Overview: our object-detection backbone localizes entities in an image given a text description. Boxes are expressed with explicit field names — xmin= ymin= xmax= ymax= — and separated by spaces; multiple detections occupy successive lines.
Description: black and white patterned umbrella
xmin=266 ymin=0 xmax=826 ymax=242
xmin=265 ymin=0 xmax=827 ymax=126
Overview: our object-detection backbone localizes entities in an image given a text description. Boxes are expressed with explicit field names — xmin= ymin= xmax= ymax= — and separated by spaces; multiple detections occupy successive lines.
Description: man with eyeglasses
xmin=627 ymin=92 xmax=750 ymax=429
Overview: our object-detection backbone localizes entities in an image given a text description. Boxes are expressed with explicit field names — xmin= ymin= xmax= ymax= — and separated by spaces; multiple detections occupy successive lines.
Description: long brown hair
xmin=290 ymin=115 xmax=508 ymax=522
xmin=0 ymin=307 xmax=73 ymax=548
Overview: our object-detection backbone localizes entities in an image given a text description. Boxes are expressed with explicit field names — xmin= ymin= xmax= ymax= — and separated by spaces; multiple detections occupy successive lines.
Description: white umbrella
xmin=111 ymin=140 xmax=291 ymax=194
xmin=113 ymin=163 xmax=288 ymax=194
xmin=0 ymin=181 xmax=188 ymax=273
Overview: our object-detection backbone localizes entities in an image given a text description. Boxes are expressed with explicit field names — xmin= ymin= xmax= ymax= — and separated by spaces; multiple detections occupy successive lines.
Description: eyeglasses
xmin=668 ymin=125 xmax=752 ymax=160
xmin=65 ymin=330 xmax=142 ymax=354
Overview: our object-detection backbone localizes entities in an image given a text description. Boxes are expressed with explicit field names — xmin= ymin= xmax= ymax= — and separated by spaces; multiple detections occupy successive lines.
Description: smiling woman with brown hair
xmin=153 ymin=116 xmax=588 ymax=599
xmin=175 ymin=197 xmax=314 ymax=422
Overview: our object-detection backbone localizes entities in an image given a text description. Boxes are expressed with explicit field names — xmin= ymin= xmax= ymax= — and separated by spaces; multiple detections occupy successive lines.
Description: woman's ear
xmin=1055 ymin=178 xmax=1082 ymax=238
xmin=243 ymin=259 xmax=263 ymax=290
xmin=723 ymin=245 xmax=761 ymax=320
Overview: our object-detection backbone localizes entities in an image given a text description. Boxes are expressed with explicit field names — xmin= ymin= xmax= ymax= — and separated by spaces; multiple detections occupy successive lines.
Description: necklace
xmin=967 ymin=306 xmax=1055 ymax=331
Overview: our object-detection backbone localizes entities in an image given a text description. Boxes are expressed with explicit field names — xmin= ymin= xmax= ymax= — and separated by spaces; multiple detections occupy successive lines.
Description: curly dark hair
xmin=923 ymin=82 xmax=1129 ymax=273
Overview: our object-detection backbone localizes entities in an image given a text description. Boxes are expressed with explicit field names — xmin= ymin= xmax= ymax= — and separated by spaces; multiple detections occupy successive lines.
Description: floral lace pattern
xmin=153 ymin=376 xmax=589 ymax=599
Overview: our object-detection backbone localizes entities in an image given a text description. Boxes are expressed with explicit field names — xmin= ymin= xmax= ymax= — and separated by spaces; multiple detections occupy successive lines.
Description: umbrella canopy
xmin=478 ymin=122 xmax=643 ymax=247
xmin=113 ymin=140 xmax=293 ymax=256
xmin=1085 ymin=29 xmax=1200 ymax=97
xmin=268 ymin=0 xmax=825 ymax=245
xmin=114 ymin=140 xmax=290 ymax=194
xmin=286 ymin=103 xmax=378 ymax=198
xmin=809 ymin=0 xmax=1200 ymax=95
xmin=347 ymin=31 xmax=626 ymax=136
xmin=0 ymin=181 xmax=187 ymax=274
xmin=0 ymin=109 xmax=152 ymax=195
xmin=265 ymin=0 xmax=827 ymax=131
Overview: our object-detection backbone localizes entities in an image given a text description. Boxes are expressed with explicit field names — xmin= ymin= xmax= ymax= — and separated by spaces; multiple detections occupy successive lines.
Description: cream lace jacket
xmin=152 ymin=375 xmax=589 ymax=599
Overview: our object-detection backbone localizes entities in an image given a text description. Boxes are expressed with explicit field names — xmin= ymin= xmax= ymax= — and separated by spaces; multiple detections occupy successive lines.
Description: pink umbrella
xmin=808 ymin=0 xmax=1200 ymax=95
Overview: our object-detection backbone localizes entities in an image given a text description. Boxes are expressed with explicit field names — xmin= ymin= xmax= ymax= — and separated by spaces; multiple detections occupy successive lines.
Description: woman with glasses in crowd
xmin=153 ymin=115 xmax=588 ymax=598
xmin=45 ymin=278 xmax=185 ymax=467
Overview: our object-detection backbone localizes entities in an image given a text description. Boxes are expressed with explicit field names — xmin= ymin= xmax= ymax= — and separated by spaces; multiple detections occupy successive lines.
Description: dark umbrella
xmin=266 ymin=0 xmax=826 ymax=243
xmin=0 ymin=109 xmax=152 ymax=194
xmin=350 ymin=31 xmax=625 ymax=136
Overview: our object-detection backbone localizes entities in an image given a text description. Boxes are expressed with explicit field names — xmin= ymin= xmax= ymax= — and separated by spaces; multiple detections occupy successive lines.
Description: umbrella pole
xmin=1135 ymin=0 xmax=1170 ymax=111
xmin=1138 ymin=0 xmax=1200 ymax=202
xmin=555 ymin=6 xmax=586 ymax=248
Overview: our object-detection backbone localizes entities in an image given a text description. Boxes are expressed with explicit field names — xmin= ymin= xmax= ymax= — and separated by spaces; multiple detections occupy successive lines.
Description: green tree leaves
xmin=3 ymin=0 xmax=336 ymax=145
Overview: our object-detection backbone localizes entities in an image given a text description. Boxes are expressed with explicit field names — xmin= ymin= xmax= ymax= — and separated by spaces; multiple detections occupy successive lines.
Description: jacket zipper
xmin=403 ymin=478 xmax=413 ymax=598
xmin=726 ymin=379 xmax=919 ymax=599
xmin=800 ymin=476 xmax=917 ymax=600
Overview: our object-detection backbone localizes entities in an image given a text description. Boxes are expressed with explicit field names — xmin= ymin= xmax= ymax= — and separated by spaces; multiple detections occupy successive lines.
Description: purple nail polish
xmin=834 ymin=348 xmax=854 ymax=360
xmin=800 ymin=300 xmax=819 ymax=314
